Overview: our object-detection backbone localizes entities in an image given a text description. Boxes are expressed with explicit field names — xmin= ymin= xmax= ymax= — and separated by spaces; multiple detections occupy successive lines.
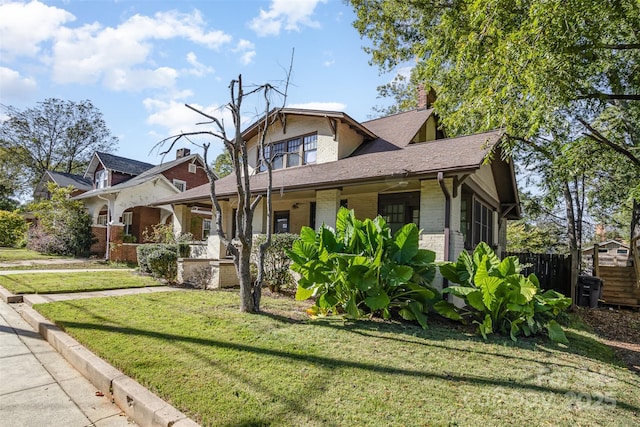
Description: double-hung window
xmin=202 ymin=219 xmax=212 ymax=239
xmin=303 ymin=134 xmax=317 ymax=164
xmin=95 ymin=169 xmax=107 ymax=189
xmin=123 ymin=211 xmax=133 ymax=235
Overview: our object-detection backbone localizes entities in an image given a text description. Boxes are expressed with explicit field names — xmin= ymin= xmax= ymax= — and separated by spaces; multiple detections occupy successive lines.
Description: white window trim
xmin=173 ymin=179 xmax=187 ymax=192
xmin=202 ymin=219 xmax=212 ymax=240
xmin=123 ymin=211 xmax=133 ymax=235
xmin=96 ymin=169 xmax=108 ymax=189
xmin=96 ymin=214 xmax=107 ymax=226
xmin=188 ymin=163 xmax=197 ymax=173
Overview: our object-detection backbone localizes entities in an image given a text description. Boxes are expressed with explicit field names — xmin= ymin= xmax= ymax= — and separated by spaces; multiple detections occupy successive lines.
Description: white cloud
xmin=249 ymin=0 xmax=327 ymax=37
xmin=23 ymin=8 xmax=232 ymax=91
xmin=288 ymin=101 xmax=346 ymax=111
xmin=234 ymin=39 xmax=256 ymax=65
xmin=143 ymin=97 xmax=227 ymax=138
xmin=0 ymin=66 xmax=37 ymax=100
xmin=0 ymin=1 xmax=75 ymax=59
xmin=185 ymin=52 xmax=214 ymax=77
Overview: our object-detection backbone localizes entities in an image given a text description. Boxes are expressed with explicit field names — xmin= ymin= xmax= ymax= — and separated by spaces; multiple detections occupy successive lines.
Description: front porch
xmin=171 ymin=176 xmax=508 ymax=290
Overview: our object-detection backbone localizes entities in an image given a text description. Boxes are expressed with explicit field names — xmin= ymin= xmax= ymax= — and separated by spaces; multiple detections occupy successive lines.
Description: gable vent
xmin=188 ymin=163 xmax=197 ymax=173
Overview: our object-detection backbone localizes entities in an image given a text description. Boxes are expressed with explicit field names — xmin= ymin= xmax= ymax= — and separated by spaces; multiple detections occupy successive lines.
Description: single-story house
xmin=72 ymin=148 xmax=212 ymax=260
xmin=582 ymin=239 xmax=631 ymax=269
xmin=155 ymin=105 xmax=520 ymax=289
xmin=34 ymin=170 xmax=93 ymax=199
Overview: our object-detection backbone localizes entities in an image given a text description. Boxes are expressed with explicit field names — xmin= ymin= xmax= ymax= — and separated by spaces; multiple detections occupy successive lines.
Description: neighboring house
xmin=582 ymin=239 xmax=631 ymax=269
xmin=156 ymin=106 xmax=520 ymax=289
xmin=73 ymin=148 xmax=211 ymax=259
xmin=34 ymin=170 xmax=93 ymax=199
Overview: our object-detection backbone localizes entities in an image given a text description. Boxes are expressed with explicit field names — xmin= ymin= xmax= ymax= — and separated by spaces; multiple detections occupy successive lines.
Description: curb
xmin=16 ymin=304 xmax=200 ymax=427
xmin=0 ymin=285 xmax=22 ymax=303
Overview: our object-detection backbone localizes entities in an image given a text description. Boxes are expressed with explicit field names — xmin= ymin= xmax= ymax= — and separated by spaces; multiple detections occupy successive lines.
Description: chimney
xmin=417 ymin=84 xmax=438 ymax=110
xmin=417 ymin=84 xmax=427 ymax=110
xmin=176 ymin=148 xmax=191 ymax=159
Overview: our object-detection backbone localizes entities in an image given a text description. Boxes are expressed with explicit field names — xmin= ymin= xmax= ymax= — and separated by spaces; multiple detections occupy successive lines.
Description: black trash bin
xmin=577 ymin=275 xmax=603 ymax=308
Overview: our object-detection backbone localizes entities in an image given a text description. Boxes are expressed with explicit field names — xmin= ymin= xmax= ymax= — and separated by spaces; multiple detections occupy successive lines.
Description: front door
xmin=273 ymin=211 xmax=290 ymax=234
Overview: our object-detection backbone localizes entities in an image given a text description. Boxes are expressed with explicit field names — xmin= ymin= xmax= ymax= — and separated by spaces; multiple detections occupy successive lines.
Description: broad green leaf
xmin=385 ymin=265 xmax=414 ymax=287
xmin=408 ymin=301 xmax=428 ymax=330
xmin=365 ymin=291 xmax=391 ymax=311
xmin=547 ymin=320 xmax=569 ymax=344
xmin=392 ymin=223 xmax=419 ymax=263
xmin=345 ymin=297 xmax=360 ymax=318
xmin=299 ymin=226 xmax=317 ymax=244
xmin=289 ymin=241 xmax=317 ymax=262
xmin=478 ymin=276 xmax=503 ymax=308
xmin=439 ymin=262 xmax=463 ymax=284
xmin=295 ymin=285 xmax=315 ymax=301
xmin=467 ymin=290 xmax=486 ymax=312
xmin=433 ymin=300 xmax=463 ymax=321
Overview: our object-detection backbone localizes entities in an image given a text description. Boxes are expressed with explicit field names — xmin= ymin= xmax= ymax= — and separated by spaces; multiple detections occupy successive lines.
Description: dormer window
xmin=259 ymin=132 xmax=318 ymax=171
xmin=95 ymin=169 xmax=107 ymax=189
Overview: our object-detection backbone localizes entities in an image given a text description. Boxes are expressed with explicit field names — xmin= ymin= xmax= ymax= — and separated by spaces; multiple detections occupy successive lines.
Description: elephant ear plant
xmin=287 ymin=207 xmax=439 ymax=329
xmin=435 ymin=243 xmax=572 ymax=343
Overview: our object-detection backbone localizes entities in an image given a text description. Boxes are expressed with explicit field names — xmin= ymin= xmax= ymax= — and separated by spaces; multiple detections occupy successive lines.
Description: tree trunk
xmin=563 ymin=181 xmax=579 ymax=307
xmin=237 ymin=243 xmax=254 ymax=312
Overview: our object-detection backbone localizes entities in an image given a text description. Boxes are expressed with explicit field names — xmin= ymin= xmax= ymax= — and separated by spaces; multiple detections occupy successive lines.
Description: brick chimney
xmin=176 ymin=148 xmax=191 ymax=159
xmin=417 ymin=84 xmax=437 ymax=109
xmin=417 ymin=84 xmax=427 ymax=110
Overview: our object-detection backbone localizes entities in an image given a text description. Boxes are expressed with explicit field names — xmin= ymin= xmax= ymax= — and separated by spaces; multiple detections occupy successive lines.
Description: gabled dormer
xmin=242 ymin=109 xmax=377 ymax=174
xmin=83 ymin=152 xmax=155 ymax=189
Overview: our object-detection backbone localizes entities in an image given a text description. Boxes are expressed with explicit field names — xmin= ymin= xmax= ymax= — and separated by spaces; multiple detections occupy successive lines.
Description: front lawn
xmin=35 ymin=291 xmax=640 ymax=426
xmin=0 ymin=247 xmax=72 ymax=262
xmin=0 ymin=271 xmax=161 ymax=294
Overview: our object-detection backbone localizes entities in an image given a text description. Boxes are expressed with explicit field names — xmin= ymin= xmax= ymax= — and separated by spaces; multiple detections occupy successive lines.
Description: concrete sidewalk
xmin=0 ymin=298 xmax=135 ymax=427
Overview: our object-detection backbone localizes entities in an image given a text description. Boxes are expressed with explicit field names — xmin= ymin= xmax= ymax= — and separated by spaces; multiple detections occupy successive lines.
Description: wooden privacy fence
xmin=504 ymin=252 xmax=572 ymax=297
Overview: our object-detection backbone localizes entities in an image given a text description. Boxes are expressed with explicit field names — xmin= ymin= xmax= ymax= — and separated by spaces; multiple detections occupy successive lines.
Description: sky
xmin=0 ymin=0 xmax=402 ymax=165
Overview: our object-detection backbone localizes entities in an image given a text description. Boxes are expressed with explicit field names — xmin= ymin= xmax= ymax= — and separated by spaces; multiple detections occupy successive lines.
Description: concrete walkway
xmin=21 ymin=286 xmax=181 ymax=305
xmin=0 ymin=297 xmax=135 ymax=426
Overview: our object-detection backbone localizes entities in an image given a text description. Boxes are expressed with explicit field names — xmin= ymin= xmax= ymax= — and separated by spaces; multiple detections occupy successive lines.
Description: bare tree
xmin=157 ymin=71 xmax=291 ymax=312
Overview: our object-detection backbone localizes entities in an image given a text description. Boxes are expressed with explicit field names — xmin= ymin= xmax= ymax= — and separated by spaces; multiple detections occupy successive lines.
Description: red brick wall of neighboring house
xmin=91 ymin=226 xmax=107 ymax=256
xmin=110 ymin=171 xmax=134 ymax=186
xmin=108 ymin=224 xmax=138 ymax=263
xmin=189 ymin=213 xmax=213 ymax=240
xmin=161 ymin=160 xmax=209 ymax=192
xmin=133 ymin=206 xmax=161 ymax=243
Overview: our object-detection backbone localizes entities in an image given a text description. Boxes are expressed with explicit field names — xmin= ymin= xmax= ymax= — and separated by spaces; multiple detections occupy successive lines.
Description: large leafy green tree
xmin=350 ymin=0 xmax=640 ymax=292
xmin=0 ymin=98 xmax=118 ymax=198
xmin=26 ymin=184 xmax=95 ymax=256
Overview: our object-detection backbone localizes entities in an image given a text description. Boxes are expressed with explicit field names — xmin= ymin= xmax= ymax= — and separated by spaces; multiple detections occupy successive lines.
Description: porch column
xmin=315 ymin=189 xmax=341 ymax=229
xmin=252 ymin=199 xmax=266 ymax=233
xmin=172 ymin=204 xmax=191 ymax=235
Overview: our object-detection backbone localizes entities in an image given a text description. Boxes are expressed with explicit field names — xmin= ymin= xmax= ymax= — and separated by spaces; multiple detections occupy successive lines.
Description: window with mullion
xmin=304 ymin=134 xmax=317 ymax=164
xmin=287 ymin=138 xmax=301 ymax=167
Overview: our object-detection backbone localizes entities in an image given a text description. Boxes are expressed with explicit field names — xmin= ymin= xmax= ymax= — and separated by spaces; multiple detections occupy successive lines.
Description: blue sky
xmin=0 ymin=0 xmax=403 ymax=165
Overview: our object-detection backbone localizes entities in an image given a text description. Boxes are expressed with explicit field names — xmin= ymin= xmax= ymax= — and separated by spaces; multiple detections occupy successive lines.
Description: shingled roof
xmin=74 ymin=153 xmax=205 ymax=200
xmin=43 ymin=171 xmax=92 ymax=190
xmin=154 ymin=129 xmax=505 ymax=206
xmin=83 ymin=152 xmax=155 ymax=179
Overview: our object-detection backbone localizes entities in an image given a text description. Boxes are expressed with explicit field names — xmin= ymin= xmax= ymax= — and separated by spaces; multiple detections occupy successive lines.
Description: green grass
xmin=35 ymin=291 xmax=640 ymax=427
xmin=0 ymin=260 xmax=136 ymax=271
xmin=0 ymin=247 xmax=73 ymax=261
xmin=0 ymin=271 xmax=161 ymax=294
